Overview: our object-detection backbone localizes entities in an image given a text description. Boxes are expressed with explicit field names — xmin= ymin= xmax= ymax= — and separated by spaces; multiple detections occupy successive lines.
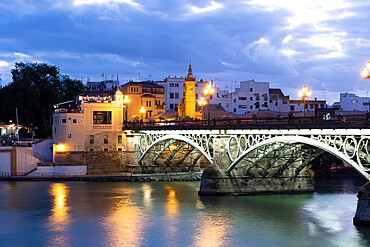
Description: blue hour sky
xmin=1 ymin=0 xmax=370 ymax=104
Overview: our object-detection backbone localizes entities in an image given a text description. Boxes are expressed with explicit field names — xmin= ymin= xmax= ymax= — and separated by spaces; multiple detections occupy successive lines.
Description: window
xmin=196 ymin=94 xmax=198 ymax=99
xmin=351 ymin=100 xmax=358 ymax=104
xmin=263 ymin=94 xmax=268 ymax=101
xmin=104 ymin=148 xmax=108 ymax=151
xmin=104 ymin=135 xmax=108 ymax=144
xmin=290 ymin=106 xmax=295 ymax=111
xmin=118 ymin=148 xmax=122 ymax=151
xmin=146 ymin=111 xmax=152 ymax=118
xmin=239 ymin=97 xmax=247 ymax=101
xmin=67 ymin=134 xmax=71 ymax=138
xmin=233 ymin=99 xmax=236 ymax=103
xmin=54 ymin=127 xmax=56 ymax=134
xmin=275 ymin=102 xmax=278 ymax=106
xmin=170 ymin=83 xmax=174 ymax=87
xmin=283 ymin=100 xmax=288 ymax=104
xmin=62 ymin=119 xmax=66 ymax=123
xmin=239 ymin=105 xmax=247 ymax=108
xmin=250 ymin=105 xmax=253 ymax=109
xmin=175 ymin=93 xmax=179 ymax=99
xmin=170 ymin=104 xmax=174 ymax=110
xmin=90 ymin=135 xmax=94 ymax=144
xmin=217 ymin=93 xmax=219 ymax=98
xmin=90 ymin=148 xmax=94 ymax=152
xmin=146 ymin=101 xmax=151 ymax=107
xmin=170 ymin=93 xmax=174 ymax=99
xmin=73 ymin=119 xmax=77 ymax=123
xmin=210 ymin=95 xmax=213 ymax=100
xmin=234 ymin=108 xmax=236 ymax=112
xmin=118 ymin=135 xmax=122 ymax=144
xmin=93 ymin=111 xmax=112 ymax=124
xmin=226 ymin=103 xmax=229 ymax=108
xmin=255 ymin=93 xmax=260 ymax=101
xmin=175 ymin=83 xmax=179 ymax=87
xmin=250 ymin=88 xmax=253 ymax=92
xmin=250 ymin=97 xmax=253 ymax=101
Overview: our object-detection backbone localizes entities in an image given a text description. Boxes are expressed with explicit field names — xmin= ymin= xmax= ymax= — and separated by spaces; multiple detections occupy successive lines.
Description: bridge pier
xmin=199 ymin=165 xmax=314 ymax=195
xmin=199 ymin=135 xmax=314 ymax=195
xmin=354 ymin=181 xmax=370 ymax=225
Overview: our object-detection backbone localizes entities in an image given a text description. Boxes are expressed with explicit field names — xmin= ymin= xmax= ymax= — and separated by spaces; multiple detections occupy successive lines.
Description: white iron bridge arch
xmin=133 ymin=129 xmax=370 ymax=180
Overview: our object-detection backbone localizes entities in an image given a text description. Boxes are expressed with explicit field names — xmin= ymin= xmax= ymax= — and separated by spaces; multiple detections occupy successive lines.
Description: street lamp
xmin=298 ymin=86 xmax=311 ymax=117
xmin=123 ymin=95 xmax=130 ymax=124
xmin=198 ymin=97 xmax=206 ymax=121
xmin=139 ymin=106 xmax=146 ymax=121
xmin=204 ymin=83 xmax=214 ymax=124
xmin=361 ymin=61 xmax=370 ymax=79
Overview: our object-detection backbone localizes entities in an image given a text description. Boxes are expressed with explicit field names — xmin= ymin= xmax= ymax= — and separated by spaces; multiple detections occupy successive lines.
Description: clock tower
xmin=183 ymin=64 xmax=197 ymax=118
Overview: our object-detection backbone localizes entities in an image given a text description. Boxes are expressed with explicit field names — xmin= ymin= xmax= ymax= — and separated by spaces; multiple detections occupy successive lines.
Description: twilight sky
xmin=1 ymin=0 xmax=370 ymax=104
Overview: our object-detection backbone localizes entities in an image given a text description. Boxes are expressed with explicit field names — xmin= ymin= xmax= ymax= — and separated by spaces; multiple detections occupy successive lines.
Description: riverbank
xmin=0 ymin=172 xmax=202 ymax=182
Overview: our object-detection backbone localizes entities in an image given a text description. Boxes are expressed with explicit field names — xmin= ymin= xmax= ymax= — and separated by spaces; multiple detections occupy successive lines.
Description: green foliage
xmin=0 ymin=62 xmax=83 ymax=138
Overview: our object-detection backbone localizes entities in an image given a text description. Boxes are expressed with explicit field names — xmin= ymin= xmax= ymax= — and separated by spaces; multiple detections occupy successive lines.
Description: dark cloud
xmin=0 ymin=0 xmax=369 ymax=104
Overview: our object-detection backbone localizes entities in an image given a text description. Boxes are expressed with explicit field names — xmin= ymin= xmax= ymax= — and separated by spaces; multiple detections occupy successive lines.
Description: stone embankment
xmin=0 ymin=172 xmax=202 ymax=182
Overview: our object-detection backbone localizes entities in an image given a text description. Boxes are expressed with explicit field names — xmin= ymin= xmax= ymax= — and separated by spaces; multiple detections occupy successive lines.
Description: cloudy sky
xmin=1 ymin=0 xmax=370 ymax=104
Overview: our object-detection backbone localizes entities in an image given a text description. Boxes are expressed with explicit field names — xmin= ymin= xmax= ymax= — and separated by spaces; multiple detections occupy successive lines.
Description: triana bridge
xmin=124 ymin=115 xmax=370 ymax=225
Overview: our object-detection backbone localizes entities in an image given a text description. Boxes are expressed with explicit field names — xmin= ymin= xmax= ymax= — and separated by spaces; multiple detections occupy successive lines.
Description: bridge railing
xmin=124 ymin=114 xmax=370 ymax=130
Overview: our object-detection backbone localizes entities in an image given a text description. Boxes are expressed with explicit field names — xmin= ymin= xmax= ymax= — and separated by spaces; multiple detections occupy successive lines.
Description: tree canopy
xmin=0 ymin=62 xmax=84 ymax=137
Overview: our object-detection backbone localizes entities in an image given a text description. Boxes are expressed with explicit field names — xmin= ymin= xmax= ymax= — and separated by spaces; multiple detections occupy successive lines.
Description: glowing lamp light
xmin=362 ymin=68 xmax=369 ymax=79
xmin=298 ymin=86 xmax=311 ymax=98
xmin=362 ymin=61 xmax=370 ymax=79
xmin=140 ymin=106 xmax=146 ymax=114
xmin=56 ymin=144 xmax=66 ymax=152
xmin=169 ymin=144 xmax=176 ymax=152
xmin=198 ymin=97 xmax=206 ymax=106
xmin=123 ymin=95 xmax=130 ymax=104
xmin=204 ymin=84 xmax=214 ymax=95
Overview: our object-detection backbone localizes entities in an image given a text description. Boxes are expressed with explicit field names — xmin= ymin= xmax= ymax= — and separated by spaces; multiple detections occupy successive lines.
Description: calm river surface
xmin=0 ymin=177 xmax=369 ymax=247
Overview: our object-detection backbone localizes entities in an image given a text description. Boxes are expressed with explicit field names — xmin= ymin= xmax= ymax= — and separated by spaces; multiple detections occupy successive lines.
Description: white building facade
xmin=340 ymin=93 xmax=370 ymax=111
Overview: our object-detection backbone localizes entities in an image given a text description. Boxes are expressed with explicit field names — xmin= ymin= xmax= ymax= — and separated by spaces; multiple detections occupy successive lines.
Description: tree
xmin=0 ymin=62 xmax=83 ymax=138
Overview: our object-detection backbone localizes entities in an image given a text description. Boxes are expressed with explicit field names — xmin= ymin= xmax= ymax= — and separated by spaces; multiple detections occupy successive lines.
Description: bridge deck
xmin=125 ymin=115 xmax=369 ymax=130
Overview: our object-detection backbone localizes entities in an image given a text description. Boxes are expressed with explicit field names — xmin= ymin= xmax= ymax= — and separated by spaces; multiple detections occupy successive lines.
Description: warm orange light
xmin=56 ymin=144 xmax=66 ymax=152
xmin=204 ymin=84 xmax=214 ymax=95
xmin=362 ymin=68 xmax=369 ymax=79
xmin=298 ymin=85 xmax=311 ymax=98
xmin=139 ymin=106 xmax=146 ymax=114
xmin=198 ymin=97 xmax=206 ymax=106
xmin=169 ymin=144 xmax=176 ymax=152
xmin=123 ymin=95 xmax=130 ymax=104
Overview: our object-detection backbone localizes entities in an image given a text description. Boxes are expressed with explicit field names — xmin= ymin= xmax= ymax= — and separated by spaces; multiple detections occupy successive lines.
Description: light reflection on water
xmin=46 ymin=183 xmax=71 ymax=247
xmin=102 ymin=187 xmax=147 ymax=247
xmin=0 ymin=178 xmax=368 ymax=247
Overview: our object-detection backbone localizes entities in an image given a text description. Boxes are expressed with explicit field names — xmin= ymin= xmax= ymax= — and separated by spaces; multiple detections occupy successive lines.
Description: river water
xmin=0 ymin=177 xmax=369 ymax=247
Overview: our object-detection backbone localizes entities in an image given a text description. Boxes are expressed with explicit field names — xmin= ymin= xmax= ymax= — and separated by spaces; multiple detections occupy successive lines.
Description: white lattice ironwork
xmin=135 ymin=129 xmax=370 ymax=180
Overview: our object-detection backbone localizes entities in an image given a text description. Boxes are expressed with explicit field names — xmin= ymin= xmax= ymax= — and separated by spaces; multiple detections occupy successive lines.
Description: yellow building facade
xmin=121 ymin=81 xmax=165 ymax=121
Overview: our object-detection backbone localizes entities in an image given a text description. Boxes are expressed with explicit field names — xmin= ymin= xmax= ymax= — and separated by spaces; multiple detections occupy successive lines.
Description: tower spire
xmin=186 ymin=64 xmax=195 ymax=81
